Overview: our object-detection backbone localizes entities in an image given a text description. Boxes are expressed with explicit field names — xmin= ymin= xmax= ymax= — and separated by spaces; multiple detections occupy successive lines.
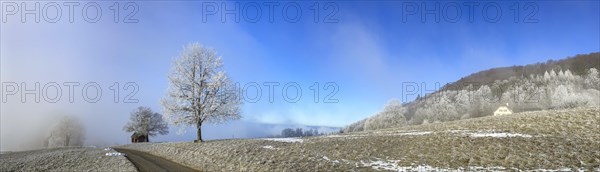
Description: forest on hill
xmin=343 ymin=52 xmax=600 ymax=132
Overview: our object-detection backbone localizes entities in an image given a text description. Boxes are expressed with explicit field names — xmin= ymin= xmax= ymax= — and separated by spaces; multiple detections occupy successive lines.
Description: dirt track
xmin=114 ymin=148 xmax=197 ymax=172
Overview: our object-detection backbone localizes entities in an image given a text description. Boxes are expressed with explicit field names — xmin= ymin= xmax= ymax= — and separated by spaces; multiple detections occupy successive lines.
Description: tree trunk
xmin=196 ymin=124 xmax=203 ymax=143
xmin=65 ymin=136 xmax=70 ymax=146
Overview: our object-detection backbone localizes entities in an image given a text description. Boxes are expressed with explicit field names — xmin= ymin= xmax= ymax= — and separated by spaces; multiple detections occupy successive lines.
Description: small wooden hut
xmin=131 ymin=132 xmax=148 ymax=143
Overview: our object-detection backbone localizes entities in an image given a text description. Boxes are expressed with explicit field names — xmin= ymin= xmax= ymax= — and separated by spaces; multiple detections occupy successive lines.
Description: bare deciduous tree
xmin=123 ymin=106 xmax=169 ymax=142
xmin=162 ymin=43 xmax=241 ymax=142
xmin=49 ymin=115 xmax=85 ymax=147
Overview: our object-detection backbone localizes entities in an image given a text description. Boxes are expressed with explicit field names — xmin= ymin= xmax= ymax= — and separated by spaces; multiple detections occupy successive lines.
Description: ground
xmin=2 ymin=107 xmax=598 ymax=171
xmin=117 ymin=107 xmax=600 ymax=171
xmin=0 ymin=147 xmax=136 ymax=171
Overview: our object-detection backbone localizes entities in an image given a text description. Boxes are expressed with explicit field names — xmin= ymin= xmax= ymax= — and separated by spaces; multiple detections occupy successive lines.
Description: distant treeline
xmin=278 ymin=128 xmax=323 ymax=138
xmin=444 ymin=52 xmax=600 ymax=91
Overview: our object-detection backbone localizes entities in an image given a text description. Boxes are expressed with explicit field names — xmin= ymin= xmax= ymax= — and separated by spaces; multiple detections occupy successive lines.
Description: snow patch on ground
xmin=320 ymin=156 xmax=434 ymax=171
xmin=465 ymin=132 xmax=533 ymax=138
xmin=373 ymin=130 xmax=433 ymax=136
xmin=323 ymin=157 xmax=515 ymax=171
xmin=323 ymin=131 xmax=433 ymax=139
xmin=262 ymin=138 xmax=304 ymax=143
xmin=358 ymin=159 xmax=450 ymax=171
xmin=360 ymin=159 xmax=402 ymax=171
xmin=322 ymin=134 xmax=366 ymax=139
xmin=358 ymin=160 xmax=583 ymax=172
xmin=391 ymin=131 xmax=432 ymax=136
xmin=104 ymin=147 xmax=126 ymax=156
xmin=530 ymin=167 xmax=586 ymax=172
xmin=322 ymin=156 xmax=339 ymax=163
xmin=261 ymin=145 xmax=279 ymax=150
xmin=445 ymin=130 xmax=534 ymax=138
xmin=358 ymin=159 xmax=517 ymax=171
xmin=105 ymin=152 xmax=127 ymax=156
xmin=448 ymin=129 xmax=468 ymax=133
xmin=327 ymin=130 xmax=531 ymax=139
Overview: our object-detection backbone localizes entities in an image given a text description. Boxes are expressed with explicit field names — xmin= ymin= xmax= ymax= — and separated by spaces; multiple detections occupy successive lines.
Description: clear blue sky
xmin=1 ymin=0 xmax=598 ymax=147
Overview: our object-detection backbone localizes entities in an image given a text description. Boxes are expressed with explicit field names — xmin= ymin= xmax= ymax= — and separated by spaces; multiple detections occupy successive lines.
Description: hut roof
xmin=131 ymin=132 xmax=145 ymax=138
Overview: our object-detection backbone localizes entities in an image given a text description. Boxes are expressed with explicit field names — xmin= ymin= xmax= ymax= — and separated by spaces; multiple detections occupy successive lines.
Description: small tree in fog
xmin=123 ymin=106 xmax=169 ymax=142
xmin=50 ymin=115 xmax=85 ymax=147
xmin=162 ymin=43 xmax=242 ymax=142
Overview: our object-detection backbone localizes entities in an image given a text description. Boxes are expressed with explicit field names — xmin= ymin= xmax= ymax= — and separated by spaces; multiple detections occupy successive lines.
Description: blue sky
xmin=1 ymin=0 xmax=598 ymax=148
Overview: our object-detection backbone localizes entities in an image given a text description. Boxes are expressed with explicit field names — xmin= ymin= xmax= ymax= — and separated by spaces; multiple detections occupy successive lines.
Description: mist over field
xmin=1 ymin=0 xmax=599 ymax=171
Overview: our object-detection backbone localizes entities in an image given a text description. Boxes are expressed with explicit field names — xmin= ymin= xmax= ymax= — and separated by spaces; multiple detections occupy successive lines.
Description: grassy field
xmin=118 ymin=107 xmax=600 ymax=171
xmin=0 ymin=147 xmax=136 ymax=172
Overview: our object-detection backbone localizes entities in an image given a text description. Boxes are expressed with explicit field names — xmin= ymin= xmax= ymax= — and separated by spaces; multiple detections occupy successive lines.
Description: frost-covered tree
xmin=585 ymin=68 xmax=600 ymax=90
xmin=162 ymin=43 xmax=242 ymax=142
xmin=343 ymin=118 xmax=366 ymax=132
xmin=123 ymin=106 xmax=169 ymax=142
xmin=467 ymin=85 xmax=494 ymax=118
xmin=49 ymin=116 xmax=85 ymax=147
xmin=550 ymin=70 xmax=557 ymax=78
xmin=564 ymin=69 xmax=574 ymax=80
xmin=364 ymin=99 xmax=407 ymax=130
xmin=551 ymin=84 xmax=574 ymax=108
xmin=455 ymin=90 xmax=471 ymax=118
xmin=543 ymin=71 xmax=551 ymax=81
xmin=430 ymin=91 xmax=458 ymax=122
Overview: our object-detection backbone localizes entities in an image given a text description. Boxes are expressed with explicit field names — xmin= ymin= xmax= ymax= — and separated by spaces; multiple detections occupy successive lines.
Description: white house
xmin=494 ymin=103 xmax=513 ymax=116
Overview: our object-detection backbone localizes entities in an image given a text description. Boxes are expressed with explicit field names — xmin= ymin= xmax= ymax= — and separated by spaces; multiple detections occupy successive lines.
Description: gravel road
xmin=114 ymin=148 xmax=197 ymax=172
